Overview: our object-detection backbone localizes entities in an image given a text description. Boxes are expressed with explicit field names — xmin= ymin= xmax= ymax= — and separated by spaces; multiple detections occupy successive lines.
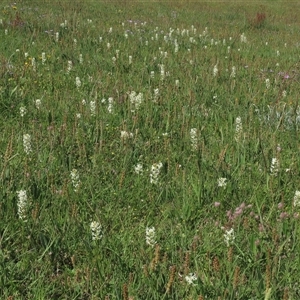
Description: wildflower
xmin=134 ymin=163 xmax=143 ymax=175
xmin=175 ymin=79 xmax=179 ymax=87
xmin=79 ymin=54 xmax=83 ymax=64
xmin=190 ymin=128 xmax=198 ymax=151
xmin=107 ymin=97 xmax=113 ymax=113
xmin=41 ymin=52 xmax=46 ymax=64
xmin=17 ymin=190 xmax=28 ymax=220
xmin=112 ymin=56 xmax=116 ymax=63
xmin=75 ymin=77 xmax=81 ymax=88
xmin=55 ymin=32 xmax=59 ymax=42
xmin=218 ymin=177 xmax=227 ymax=188
xmin=150 ymin=71 xmax=155 ymax=78
xmin=67 ymin=60 xmax=72 ymax=73
xmin=213 ymin=64 xmax=218 ymax=77
xmin=153 ymin=88 xmax=159 ymax=102
xmin=23 ymin=134 xmax=32 ymax=154
xmin=107 ymin=42 xmax=111 ymax=49
xmin=240 ymin=33 xmax=247 ymax=43
xmin=5 ymin=29 xmax=8 ymax=35
xmin=90 ymin=221 xmax=103 ymax=240
xmin=224 ymin=228 xmax=235 ymax=246
xmin=265 ymin=78 xmax=270 ymax=89
xmin=70 ymin=169 xmax=80 ymax=192
xmin=129 ymin=91 xmax=143 ymax=112
xmin=185 ymin=273 xmax=197 ymax=285
xmin=282 ymin=90 xmax=287 ymax=98
xmin=20 ymin=106 xmax=27 ymax=117
xmin=150 ymin=162 xmax=163 ymax=185
xmin=174 ymin=39 xmax=179 ymax=53
xmin=230 ymin=66 xmax=236 ymax=78
xmin=73 ymin=39 xmax=77 ymax=47
xmin=32 ymin=57 xmax=36 ymax=71
xmin=90 ymin=100 xmax=96 ymax=116
xmin=234 ymin=116 xmax=243 ymax=142
xmin=35 ymin=99 xmax=41 ymax=109
xmin=121 ymin=131 xmax=133 ymax=140
xmin=146 ymin=226 xmax=156 ymax=247
xmin=293 ymin=191 xmax=300 ymax=207
xmin=270 ymin=157 xmax=279 ymax=176
xmin=160 ymin=64 xmax=165 ymax=81
xmin=128 ymin=55 xmax=132 ymax=65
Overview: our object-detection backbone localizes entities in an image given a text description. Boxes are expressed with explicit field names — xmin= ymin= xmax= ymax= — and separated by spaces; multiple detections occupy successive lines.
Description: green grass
xmin=1 ymin=0 xmax=300 ymax=299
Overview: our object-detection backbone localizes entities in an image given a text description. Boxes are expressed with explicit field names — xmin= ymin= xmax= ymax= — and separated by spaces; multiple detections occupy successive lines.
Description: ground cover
xmin=1 ymin=1 xmax=300 ymax=299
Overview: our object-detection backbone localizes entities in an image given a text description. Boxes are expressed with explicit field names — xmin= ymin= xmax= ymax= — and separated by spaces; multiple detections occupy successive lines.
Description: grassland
xmin=1 ymin=0 xmax=300 ymax=299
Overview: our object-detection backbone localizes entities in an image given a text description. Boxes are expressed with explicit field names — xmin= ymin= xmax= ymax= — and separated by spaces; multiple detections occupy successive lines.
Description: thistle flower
xmin=224 ymin=228 xmax=235 ymax=246
xmin=234 ymin=116 xmax=243 ymax=142
xmin=146 ymin=226 xmax=156 ymax=247
xmin=150 ymin=162 xmax=163 ymax=185
xmin=270 ymin=157 xmax=279 ymax=176
xmin=185 ymin=273 xmax=197 ymax=285
xmin=90 ymin=221 xmax=103 ymax=240
xmin=17 ymin=190 xmax=28 ymax=220
xmin=293 ymin=191 xmax=300 ymax=207
xmin=23 ymin=134 xmax=32 ymax=154
xmin=190 ymin=128 xmax=198 ymax=151
xmin=70 ymin=169 xmax=81 ymax=192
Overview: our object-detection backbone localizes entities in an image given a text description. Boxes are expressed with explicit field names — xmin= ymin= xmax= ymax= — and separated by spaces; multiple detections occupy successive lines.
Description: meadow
xmin=1 ymin=0 xmax=300 ymax=299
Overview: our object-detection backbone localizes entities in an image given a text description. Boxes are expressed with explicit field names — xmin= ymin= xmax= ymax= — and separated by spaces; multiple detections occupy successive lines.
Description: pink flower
xmin=277 ymin=202 xmax=284 ymax=209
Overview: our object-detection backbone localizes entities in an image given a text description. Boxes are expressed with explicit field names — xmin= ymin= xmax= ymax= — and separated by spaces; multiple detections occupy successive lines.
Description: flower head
xmin=224 ymin=228 xmax=235 ymax=246
xmin=146 ymin=226 xmax=156 ymax=247
xmin=293 ymin=191 xmax=300 ymax=207
xmin=90 ymin=221 xmax=103 ymax=240
xmin=185 ymin=273 xmax=197 ymax=285
xmin=17 ymin=190 xmax=28 ymax=220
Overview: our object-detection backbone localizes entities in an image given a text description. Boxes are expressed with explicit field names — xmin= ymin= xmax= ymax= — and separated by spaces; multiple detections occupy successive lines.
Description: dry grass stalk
xmin=165 ymin=265 xmax=176 ymax=294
